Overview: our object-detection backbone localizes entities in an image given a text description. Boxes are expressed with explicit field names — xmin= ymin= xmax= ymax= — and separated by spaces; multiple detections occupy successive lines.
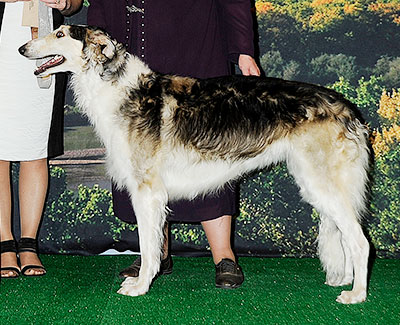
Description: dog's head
xmin=19 ymin=25 xmax=126 ymax=79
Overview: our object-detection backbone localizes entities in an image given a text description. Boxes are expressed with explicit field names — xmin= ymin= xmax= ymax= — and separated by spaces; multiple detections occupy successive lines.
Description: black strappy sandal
xmin=1 ymin=240 xmax=21 ymax=279
xmin=18 ymin=237 xmax=46 ymax=277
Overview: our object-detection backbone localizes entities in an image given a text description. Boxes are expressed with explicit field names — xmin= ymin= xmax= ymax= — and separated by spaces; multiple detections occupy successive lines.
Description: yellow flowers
xmin=372 ymin=128 xmax=397 ymax=158
xmin=372 ymin=90 xmax=400 ymax=158
xmin=378 ymin=89 xmax=400 ymax=122
xmin=344 ymin=3 xmax=359 ymax=14
xmin=368 ymin=1 xmax=400 ymax=25
xmin=255 ymin=0 xmax=363 ymax=30
xmin=311 ymin=0 xmax=335 ymax=8
xmin=309 ymin=8 xmax=341 ymax=30
xmin=255 ymin=1 xmax=274 ymax=15
xmin=308 ymin=0 xmax=362 ymax=30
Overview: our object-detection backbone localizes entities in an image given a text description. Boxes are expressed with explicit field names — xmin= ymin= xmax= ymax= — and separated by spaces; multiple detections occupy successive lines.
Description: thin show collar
xmin=126 ymin=5 xmax=144 ymax=14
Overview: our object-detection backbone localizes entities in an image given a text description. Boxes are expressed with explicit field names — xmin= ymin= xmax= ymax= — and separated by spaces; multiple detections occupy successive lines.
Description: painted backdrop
xmin=11 ymin=0 xmax=399 ymax=259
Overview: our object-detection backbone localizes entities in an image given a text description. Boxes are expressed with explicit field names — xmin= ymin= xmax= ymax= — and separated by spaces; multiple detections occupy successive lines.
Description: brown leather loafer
xmin=215 ymin=258 xmax=244 ymax=289
xmin=119 ymin=255 xmax=173 ymax=278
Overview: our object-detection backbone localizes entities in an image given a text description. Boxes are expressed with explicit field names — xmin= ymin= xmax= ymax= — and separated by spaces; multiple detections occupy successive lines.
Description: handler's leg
xmin=0 ymin=160 xmax=20 ymax=278
xmin=18 ymin=158 xmax=48 ymax=276
xmin=0 ymin=161 xmax=13 ymax=241
xmin=201 ymin=215 xmax=235 ymax=264
xmin=202 ymin=215 xmax=243 ymax=289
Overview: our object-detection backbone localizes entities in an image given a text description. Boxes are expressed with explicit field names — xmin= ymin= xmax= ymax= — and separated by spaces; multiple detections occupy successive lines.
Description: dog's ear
xmin=86 ymin=30 xmax=116 ymax=61
xmin=100 ymin=40 xmax=116 ymax=60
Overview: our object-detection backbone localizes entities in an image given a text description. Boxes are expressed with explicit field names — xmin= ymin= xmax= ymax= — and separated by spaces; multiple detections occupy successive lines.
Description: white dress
xmin=0 ymin=2 xmax=54 ymax=161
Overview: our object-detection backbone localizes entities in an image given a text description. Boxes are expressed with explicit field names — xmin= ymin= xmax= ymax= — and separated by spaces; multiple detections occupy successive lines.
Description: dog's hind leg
xmin=287 ymin=121 xmax=370 ymax=304
xmin=290 ymin=165 xmax=369 ymax=304
xmin=117 ymin=176 xmax=168 ymax=296
xmin=318 ymin=215 xmax=353 ymax=287
xmin=330 ymin=214 xmax=369 ymax=304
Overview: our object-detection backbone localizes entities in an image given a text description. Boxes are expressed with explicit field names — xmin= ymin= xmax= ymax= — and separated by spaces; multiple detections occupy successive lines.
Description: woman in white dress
xmin=0 ymin=0 xmax=82 ymax=278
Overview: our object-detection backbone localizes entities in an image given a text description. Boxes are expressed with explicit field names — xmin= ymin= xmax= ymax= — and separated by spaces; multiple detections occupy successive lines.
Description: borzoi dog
xmin=19 ymin=25 xmax=370 ymax=304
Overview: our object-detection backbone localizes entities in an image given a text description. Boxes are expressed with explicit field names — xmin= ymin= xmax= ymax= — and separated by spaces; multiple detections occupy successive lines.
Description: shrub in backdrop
xmin=260 ymin=50 xmax=301 ymax=80
xmin=310 ymin=53 xmax=359 ymax=85
xmin=329 ymin=75 xmax=384 ymax=127
xmin=373 ymin=56 xmax=400 ymax=89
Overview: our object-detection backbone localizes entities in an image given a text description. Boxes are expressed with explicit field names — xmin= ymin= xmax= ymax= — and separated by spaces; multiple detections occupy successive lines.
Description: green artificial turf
xmin=1 ymin=256 xmax=399 ymax=324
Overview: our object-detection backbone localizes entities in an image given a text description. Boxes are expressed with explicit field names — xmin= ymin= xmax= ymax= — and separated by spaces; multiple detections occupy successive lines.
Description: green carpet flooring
xmin=1 ymin=256 xmax=399 ymax=324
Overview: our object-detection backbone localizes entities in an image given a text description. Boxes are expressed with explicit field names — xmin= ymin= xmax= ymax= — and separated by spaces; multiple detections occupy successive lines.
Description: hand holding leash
xmin=0 ymin=0 xmax=31 ymax=3
xmin=40 ymin=0 xmax=69 ymax=12
xmin=238 ymin=54 xmax=261 ymax=76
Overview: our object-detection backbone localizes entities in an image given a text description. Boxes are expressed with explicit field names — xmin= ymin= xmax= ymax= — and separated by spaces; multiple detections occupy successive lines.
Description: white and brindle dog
xmin=20 ymin=25 xmax=371 ymax=304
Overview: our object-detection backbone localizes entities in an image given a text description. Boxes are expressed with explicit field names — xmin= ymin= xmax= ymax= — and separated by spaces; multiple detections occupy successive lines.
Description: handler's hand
xmin=238 ymin=54 xmax=260 ymax=76
xmin=40 ymin=0 xmax=69 ymax=11
xmin=0 ymin=1 xmax=31 ymax=3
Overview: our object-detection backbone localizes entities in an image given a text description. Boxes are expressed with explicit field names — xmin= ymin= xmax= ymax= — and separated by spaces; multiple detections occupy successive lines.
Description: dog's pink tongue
xmin=34 ymin=64 xmax=48 ymax=76
xmin=34 ymin=55 xmax=65 ymax=75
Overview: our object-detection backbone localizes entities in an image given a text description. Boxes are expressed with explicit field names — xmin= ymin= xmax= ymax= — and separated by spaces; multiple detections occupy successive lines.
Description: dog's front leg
xmin=117 ymin=180 xmax=168 ymax=297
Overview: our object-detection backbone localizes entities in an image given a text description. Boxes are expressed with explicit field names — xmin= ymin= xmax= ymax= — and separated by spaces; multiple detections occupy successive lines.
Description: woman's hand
xmin=0 ymin=1 xmax=31 ymax=3
xmin=238 ymin=54 xmax=261 ymax=76
xmin=40 ymin=0 xmax=82 ymax=16
xmin=40 ymin=0 xmax=68 ymax=11
xmin=1 ymin=0 xmax=82 ymax=14
xmin=0 ymin=0 xmax=68 ymax=10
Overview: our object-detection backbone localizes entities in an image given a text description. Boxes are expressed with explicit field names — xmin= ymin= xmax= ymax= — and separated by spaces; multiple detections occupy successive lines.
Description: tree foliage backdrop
xmin=10 ymin=0 xmax=399 ymax=259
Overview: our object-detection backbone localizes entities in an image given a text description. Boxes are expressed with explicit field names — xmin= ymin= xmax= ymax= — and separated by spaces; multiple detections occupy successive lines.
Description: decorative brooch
xmin=126 ymin=5 xmax=144 ymax=14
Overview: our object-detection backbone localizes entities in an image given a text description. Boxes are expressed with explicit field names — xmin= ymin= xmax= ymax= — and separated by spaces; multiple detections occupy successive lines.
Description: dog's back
xmin=119 ymin=72 xmax=366 ymax=161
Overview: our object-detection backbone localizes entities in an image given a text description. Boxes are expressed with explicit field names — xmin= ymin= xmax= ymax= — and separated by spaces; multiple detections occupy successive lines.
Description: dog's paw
xmin=325 ymin=272 xmax=353 ymax=287
xmin=118 ymin=276 xmax=150 ymax=296
xmin=121 ymin=276 xmax=138 ymax=287
xmin=117 ymin=282 xmax=149 ymax=297
xmin=336 ymin=289 xmax=366 ymax=304
xmin=325 ymin=278 xmax=352 ymax=287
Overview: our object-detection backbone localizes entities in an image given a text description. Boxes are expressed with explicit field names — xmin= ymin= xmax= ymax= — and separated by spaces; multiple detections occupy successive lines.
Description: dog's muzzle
xmin=18 ymin=43 xmax=65 ymax=76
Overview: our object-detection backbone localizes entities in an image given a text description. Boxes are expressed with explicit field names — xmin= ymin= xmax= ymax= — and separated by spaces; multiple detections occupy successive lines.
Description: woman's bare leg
xmin=0 ymin=160 xmax=19 ymax=277
xmin=18 ymin=158 xmax=48 ymax=276
xmin=201 ymin=215 xmax=235 ymax=264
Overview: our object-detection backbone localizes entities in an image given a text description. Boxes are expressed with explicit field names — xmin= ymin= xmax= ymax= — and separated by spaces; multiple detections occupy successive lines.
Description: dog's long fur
xmin=20 ymin=25 xmax=371 ymax=303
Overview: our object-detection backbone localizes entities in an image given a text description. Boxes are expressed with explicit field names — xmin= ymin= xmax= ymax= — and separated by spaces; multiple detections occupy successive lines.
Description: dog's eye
xmin=56 ymin=31 xmax=64 ymax=38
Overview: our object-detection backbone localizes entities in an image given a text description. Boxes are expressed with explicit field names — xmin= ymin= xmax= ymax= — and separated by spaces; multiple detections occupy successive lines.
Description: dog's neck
xmin=72 ymin=53 xmax=150 ymax=106
xmin=70 ymin=54 xmax=152 ymax=146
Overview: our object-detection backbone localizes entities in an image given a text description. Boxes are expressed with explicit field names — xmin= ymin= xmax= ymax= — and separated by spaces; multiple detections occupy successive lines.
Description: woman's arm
xmin=217 ymin=0 xmax=260 ymax=76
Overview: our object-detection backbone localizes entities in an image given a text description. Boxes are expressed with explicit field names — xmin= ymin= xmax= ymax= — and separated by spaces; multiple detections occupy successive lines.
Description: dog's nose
xmin=18 ymin=45 xmax=27 ymax=56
